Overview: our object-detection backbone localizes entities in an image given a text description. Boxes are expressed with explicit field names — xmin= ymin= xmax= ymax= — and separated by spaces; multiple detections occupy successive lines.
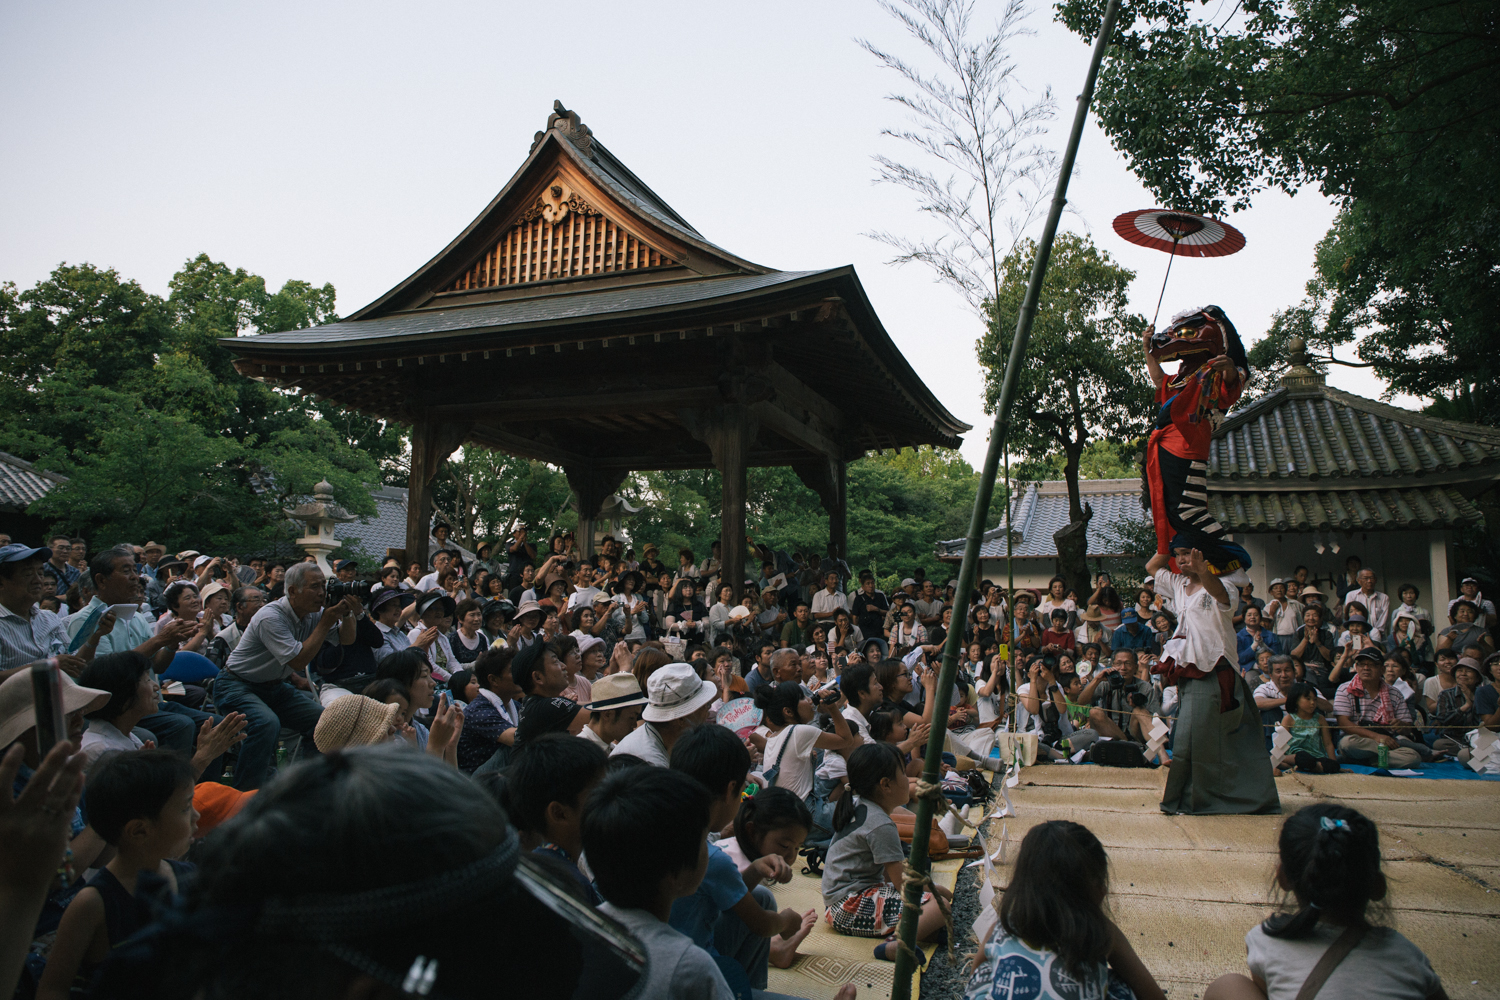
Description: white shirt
xmin=416 ymin=572 xmax=440 ymax=592
xmin=841 ymin=704 xmax=877 ymax=745
xmin=613 ymin=722 xmax=671 ymax=767
xmin=80 ymin=719 xmax=145 ymax=768
xmin=1351 ymin=588 xmax=1391 ymax=635
xmin=811 ymin=589 xmax=848 ymax=616
xmin=762 ymin=724 xmax=821 ymax=798
xmin=1153 ymin=568 xmax=1235 ymax=672
xmin=567 ymin=586 xmax=602 ymax=611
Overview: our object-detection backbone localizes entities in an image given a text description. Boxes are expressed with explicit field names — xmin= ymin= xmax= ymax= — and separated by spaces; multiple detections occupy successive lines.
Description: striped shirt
xmin=0 ymin=602 xmax=69 ymax=674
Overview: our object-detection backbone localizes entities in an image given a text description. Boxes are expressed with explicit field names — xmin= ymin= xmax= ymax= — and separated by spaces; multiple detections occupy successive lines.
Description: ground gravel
xmin=917 ymin=817 xmax=991 ymax=1000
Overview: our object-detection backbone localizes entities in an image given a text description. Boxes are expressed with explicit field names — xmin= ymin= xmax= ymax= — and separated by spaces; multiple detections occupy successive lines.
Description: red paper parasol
xmin=1113 ymin=209 xmax=1246 ymax=327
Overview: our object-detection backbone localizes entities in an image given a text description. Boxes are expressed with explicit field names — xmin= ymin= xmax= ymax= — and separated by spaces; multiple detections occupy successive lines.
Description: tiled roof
xmin=229 ymin=270 xmax=828 ymax=347
xmin=1211 ymin=385 xmax=1500 ymax=482
xmin=936 ymin=479 xmax=1148 ymax=561
xmin=328 ymin=486 xmax=477 ymax=565
xmin=1207 ymin=379 xmax=1500 ymax=532
xmin=0 ymin=452 xmax=66 ymax=512
xmin=1208 ymin=486 xmax=1483 ymax=533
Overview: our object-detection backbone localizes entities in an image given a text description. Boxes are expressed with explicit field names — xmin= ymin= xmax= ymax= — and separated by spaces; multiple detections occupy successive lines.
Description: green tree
xmin=429 ymin=448 xmax=572 ymax=551
xmin=979 ymin=233 xmax=1153 ymax=594
xmin=0 ymin=257 xmax=382 ymax=549
xmin=1055 ymin=0 xmax=1500 ymax=421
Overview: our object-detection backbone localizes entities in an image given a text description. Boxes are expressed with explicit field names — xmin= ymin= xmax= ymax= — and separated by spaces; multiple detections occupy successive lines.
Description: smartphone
xmin=31 ymin=660 xmax=67 ymax=755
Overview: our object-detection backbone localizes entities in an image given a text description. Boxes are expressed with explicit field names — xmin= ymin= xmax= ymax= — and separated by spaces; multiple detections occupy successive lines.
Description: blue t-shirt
xmin=1476 ymin=682 xmax=1498 ymax=719
xmin=966 ymin=929 xmax=1134 ymax=1000
xmin=668 ymin=840 xmax=747 ymax=954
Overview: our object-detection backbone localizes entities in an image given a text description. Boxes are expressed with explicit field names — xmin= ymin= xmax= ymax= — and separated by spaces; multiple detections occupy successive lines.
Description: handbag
xmin=1295 ymin=925 xmax=1367 ymax=1000
xmin=891 ymin=811 xmax=949 ymax=856
xmin=762 ymin=725 xmax=799 ymax=788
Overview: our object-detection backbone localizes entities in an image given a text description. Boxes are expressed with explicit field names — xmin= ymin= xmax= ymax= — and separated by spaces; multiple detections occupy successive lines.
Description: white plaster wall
xmin=1234 ymin=529 xmax=1450 ymax=614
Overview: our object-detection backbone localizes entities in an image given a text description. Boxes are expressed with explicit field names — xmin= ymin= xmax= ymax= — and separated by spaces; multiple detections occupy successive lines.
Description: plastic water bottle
xmin=1377 ymin=743 xmax=1389 ymax=769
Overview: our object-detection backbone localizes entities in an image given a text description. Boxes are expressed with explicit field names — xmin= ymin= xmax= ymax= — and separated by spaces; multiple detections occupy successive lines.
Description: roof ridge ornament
xmin=531 ymin=100 xmax=594 ymax=160
xmin=1281 ymin=335 xmax=1326 ymax=394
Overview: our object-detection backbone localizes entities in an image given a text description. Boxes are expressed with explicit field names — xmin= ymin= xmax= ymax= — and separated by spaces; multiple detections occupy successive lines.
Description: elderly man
xmin=1350 ymin=569 xmax=1391 ymax=636
xmin=1079 ymin=649 xmax=1161 ymax=747
xmin=0 ymin=543 xmax=87 ymax=679
xmin=1333 ymin=648 xmax=1425 ymax=769
xmin=64 ymin=544 xmax=208 ymax=751
xmin=217 ymin=561 xmax=359 ymax=789
xmin=1448 ymin=576 xmax=1497 ymax=628
xmin=213 ymin=586 xmax=267 ymax=661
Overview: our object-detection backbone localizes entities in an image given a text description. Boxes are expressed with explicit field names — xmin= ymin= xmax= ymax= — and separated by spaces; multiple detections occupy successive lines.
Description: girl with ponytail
xmin=968 ymin=820 xmax=1163 ymax=999
xmin=820 ymin=743 xmax=951 ymax=961
xmin=1205 ymin=804 xmax=1445 ymax=1000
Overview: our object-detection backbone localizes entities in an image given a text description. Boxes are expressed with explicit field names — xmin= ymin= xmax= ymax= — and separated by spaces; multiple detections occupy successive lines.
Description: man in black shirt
xmin=850 ymin=574 xmax=889 ymax=642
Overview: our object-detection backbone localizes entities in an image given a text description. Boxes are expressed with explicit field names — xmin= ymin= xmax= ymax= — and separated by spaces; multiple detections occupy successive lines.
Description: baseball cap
xmin=900 ymin=578 xmax=916 ymax=588
xmin=584 ymin=673 xmax=649 ymax=712
xmin=334 ymin=559 xmax=359 ymax=571
xmin=641 ymin=662 xmax=717 ymax=723
xmin=0 ymin=543 xmax=51 ymax=565
xmin=193 ymin=555 xmax=213 ymax=570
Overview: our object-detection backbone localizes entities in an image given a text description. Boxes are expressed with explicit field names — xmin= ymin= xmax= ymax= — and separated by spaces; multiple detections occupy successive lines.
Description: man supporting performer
xmin=1149 ymin=543 xmax=1279 ymax=815
xmin=1141 ymin=306 xmax=1253 ymax=586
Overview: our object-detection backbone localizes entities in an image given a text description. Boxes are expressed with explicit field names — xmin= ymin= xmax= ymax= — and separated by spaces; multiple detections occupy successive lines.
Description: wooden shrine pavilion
xmin=223 ymin=102 xmax=969 ymax=593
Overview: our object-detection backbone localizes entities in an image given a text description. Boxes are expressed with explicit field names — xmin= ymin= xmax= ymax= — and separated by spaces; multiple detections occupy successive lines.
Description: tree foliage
xmin=1055 ymin=0 xmax=1500 ymax=421
xmin=981 ymin=233 xmax=1154 ymax=521
xmin=0 ymin=257 xmax=395 ymax=551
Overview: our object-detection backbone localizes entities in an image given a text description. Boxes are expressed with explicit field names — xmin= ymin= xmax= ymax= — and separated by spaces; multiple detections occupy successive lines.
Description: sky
xmin=0 ymin=0 xmax=1413 ymax=469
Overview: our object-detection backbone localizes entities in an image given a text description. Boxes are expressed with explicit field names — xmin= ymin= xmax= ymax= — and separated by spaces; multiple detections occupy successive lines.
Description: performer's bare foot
xmin=770 ymin=909 xmax=817 ymax=968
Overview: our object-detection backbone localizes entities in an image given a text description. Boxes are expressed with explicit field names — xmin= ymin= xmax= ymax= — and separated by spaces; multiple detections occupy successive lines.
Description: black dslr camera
xmin=326 ymin=579 xmax=375 ymax=606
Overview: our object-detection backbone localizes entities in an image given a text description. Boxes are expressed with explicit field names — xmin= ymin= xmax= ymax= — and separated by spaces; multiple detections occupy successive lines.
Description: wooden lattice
xmin=450 ymin=202 xmax=675 ymax=291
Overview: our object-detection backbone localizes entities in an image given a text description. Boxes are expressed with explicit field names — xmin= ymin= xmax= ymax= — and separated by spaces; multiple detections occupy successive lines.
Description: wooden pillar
xmin=714 ymin=405 xmax=750 ymax=604
xmin=793 ymin=456 xmax=848 ymax=569
xmin=406 ymin=422 xmax=436 ymax=574
xmin=405 ymin=420 xmax=469 ymax=576
xmin=830 ymin=458 xmax=848 ymax=564
xmin=564 ymin=467 xmax=629 ymax=562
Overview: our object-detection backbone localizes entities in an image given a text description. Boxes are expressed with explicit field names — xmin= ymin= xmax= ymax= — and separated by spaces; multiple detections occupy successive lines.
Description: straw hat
xmin=0 ymin=667 xmax=109 ymax=749
xmin=1078 ymin=606 xmax=1106 ymax=622
xmin=313 ymin=695 xmax=402 ymax=753
xmin=198 ymin=581 xmax=230 ymax=606
xmin=584 ymin=673 xmax=649 ymax=712
xmin=1299 ymin=585 xmax=1324 ymax=599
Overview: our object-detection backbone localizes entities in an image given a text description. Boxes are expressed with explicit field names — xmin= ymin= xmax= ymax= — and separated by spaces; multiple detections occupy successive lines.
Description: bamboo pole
xmin=889 ymin=2 xmax=1122 ymax=992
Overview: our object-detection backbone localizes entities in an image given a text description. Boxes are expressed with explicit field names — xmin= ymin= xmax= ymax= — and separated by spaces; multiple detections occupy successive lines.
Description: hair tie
xmin=1319 ymin=817 xmax=1349 ymax=833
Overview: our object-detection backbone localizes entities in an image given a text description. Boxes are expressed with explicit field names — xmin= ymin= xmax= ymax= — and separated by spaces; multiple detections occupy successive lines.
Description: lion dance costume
xmin=1143 ymin=305 xmax=1252 ymax=584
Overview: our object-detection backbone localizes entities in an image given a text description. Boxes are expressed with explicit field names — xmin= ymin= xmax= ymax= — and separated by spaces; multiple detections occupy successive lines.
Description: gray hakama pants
xmin=1161 ymin=667 xmax=1280 ymax=815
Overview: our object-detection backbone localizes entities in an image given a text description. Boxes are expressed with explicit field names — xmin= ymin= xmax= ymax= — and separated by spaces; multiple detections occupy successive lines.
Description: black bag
xmin=965 ymin=767 xmax=995 ymax=805
xmin=1087 ymin=740 xmax=1152 ymax=768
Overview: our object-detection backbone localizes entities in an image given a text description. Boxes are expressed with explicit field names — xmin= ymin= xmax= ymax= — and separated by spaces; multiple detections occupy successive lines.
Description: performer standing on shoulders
xmin=1148 ymin=542 xmax=1279 ymax=817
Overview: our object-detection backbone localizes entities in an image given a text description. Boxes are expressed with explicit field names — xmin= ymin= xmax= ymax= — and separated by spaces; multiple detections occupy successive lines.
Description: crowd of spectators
xmin=0 ymin=524 xmax=1487 ymax=1000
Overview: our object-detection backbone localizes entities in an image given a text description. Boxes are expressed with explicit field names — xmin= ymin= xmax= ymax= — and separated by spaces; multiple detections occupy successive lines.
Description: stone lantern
xmin=285 ymin=478 xmax=356 ymax=575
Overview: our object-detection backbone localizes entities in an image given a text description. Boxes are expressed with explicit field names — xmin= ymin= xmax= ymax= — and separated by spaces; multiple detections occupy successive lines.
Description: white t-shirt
xmin=1253 ymin=680 xmax=1286 ymax=704
xmin=1154 ymin=568 xmax=1235 ymax=672
xmin=1421 ymin=674 xmax=1449 ymax=707
xmin=762 ymin=724 xmax=821 ymax=799
xmin=1245 ymin=923 xmax=1440 ymax=1000
xmin=567 ymin=586 xmax=602 ymax=611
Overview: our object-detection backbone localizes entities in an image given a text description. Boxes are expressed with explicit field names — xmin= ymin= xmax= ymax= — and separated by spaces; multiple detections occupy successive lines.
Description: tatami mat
xmin=764 ymin=817 xmax=972 ymax=1000
xmin=982 ymin=764 xmax=1500 ymax=999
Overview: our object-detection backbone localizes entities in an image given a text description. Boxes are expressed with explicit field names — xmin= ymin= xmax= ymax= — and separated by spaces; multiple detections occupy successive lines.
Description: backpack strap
xmin=1294 ymin=924 xmax=1367 ymax=1000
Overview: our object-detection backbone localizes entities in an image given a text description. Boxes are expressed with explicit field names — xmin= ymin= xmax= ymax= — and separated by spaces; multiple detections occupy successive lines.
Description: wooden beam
xmin=750 ymin=398 xmax=841 ymax=462
xmin=428 ymin=386 xmax=721 ymax=419
xmin=761 ymin=362 xmax=843 ymax=432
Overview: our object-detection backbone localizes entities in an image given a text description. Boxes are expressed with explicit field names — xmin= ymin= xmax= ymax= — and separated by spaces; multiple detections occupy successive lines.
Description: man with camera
xmin=1079 ymin=649 xmax=1161 ymax=748
xmin=218 ymin=561 xmax=360 ymax=789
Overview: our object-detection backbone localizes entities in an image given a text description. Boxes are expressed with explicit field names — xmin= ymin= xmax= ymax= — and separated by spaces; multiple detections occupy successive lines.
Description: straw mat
xmin=986 ymin=764 xmax=1500 ymax=999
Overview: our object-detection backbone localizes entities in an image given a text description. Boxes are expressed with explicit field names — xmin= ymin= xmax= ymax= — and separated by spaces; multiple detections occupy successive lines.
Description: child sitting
xmin=1205 ymin=804 xmax=1445 ymax=1000
xmin=667 ymin=725 xmax=825 ymax=1000
xmin=967 ymin=819 xmax=1164 ymax=999
xmin=503 ymin=733 xmax=608 ymax=901
xmin=38 ymin=749 xmax=198 ymax=1000
xmin=1276 ymin=682 xmax=1341 ymax=775
xmin=582 ymin=766 xmax=734 ymax=1000
xmin=822 ymin=742 xmax=951 ymax=960
xmin=717 ymin=786 xmax=819 ymax=968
